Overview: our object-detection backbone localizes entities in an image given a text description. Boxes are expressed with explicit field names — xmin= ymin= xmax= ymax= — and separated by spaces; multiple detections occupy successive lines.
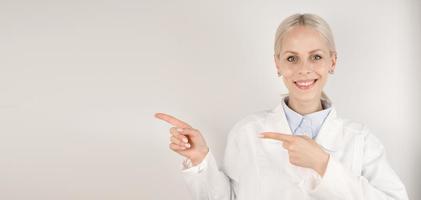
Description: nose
xmin=297 ymin=60 xmax=314 ymax=75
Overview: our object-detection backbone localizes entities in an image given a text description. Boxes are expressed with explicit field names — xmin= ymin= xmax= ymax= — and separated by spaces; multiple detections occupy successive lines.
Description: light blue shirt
xmin=281 ymin=96 xmax=332 ymax=139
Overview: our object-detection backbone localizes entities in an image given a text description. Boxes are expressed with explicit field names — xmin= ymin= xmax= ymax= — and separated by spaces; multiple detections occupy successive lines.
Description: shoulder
xmin=337 ymin=116 xmax=385 ymax=151
xmin=340 ymin=118 xmax=366 ymax=136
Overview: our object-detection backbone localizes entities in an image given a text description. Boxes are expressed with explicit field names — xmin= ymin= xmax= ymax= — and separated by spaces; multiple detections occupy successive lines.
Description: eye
xmin=286 ymin=56 xmax=297 ymax=62
xmin=312 ymin=54 xmax=322 ymax=61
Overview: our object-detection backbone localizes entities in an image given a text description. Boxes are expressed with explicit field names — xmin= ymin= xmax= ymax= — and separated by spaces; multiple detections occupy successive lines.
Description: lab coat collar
xmin=264 ymin=94 xmax=344 ymax=152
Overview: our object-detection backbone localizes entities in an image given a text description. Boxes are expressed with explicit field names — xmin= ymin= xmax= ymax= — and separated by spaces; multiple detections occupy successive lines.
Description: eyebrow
xmin=282 ymin=49 xmax=325 ymax=55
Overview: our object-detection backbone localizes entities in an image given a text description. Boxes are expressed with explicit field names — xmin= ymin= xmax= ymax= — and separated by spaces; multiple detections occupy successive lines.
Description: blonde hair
xmin=274 ymin=13 xmax=336 ymax=102
xmin=274 ymin=13 xmax=337 ymax=60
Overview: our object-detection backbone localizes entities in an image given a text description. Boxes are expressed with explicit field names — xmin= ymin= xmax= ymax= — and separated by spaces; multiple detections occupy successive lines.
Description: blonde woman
xmin=155 ymin=13 xmax=408 ymax=200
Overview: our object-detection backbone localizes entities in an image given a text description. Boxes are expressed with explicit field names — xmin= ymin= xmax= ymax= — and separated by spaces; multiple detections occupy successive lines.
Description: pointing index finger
xmin=260 ymin=132 xmax=294 ymax=142
xmin=154 ymin=112 xmax=192 ymax=128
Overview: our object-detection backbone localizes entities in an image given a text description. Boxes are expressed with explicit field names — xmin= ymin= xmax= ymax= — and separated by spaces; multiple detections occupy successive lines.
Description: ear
xmin=274 ymin=54 xmax=282 ymax=73
xmin=330 ymin=51 xmax=337 ymax=72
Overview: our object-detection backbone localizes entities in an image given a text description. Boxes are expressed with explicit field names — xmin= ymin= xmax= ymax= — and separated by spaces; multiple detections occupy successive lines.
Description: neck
xmin=287 ymin=95 xmax=323 ymax=115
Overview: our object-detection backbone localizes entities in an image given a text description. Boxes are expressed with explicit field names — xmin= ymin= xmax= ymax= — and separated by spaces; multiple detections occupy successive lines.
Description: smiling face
xmin=274 ymin=25 xmax=336 ymax=103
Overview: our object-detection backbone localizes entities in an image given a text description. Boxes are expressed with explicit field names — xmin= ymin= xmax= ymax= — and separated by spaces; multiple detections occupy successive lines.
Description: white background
xmin=0 ymin=0 xmax=420 ymax=199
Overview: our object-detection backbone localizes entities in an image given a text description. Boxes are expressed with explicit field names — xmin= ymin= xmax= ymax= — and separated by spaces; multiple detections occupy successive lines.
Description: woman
xmin=155 ymin=13 xmax=409 ymax=200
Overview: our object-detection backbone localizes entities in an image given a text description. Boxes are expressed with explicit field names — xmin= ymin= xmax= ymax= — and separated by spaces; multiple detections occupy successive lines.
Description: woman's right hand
xmin=154 ymin=112 xmax=209 ymax=166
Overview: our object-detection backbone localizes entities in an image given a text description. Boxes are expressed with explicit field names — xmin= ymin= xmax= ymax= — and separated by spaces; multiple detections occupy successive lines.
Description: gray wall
xmin=0 ymin=0 xmax=420 ymax=199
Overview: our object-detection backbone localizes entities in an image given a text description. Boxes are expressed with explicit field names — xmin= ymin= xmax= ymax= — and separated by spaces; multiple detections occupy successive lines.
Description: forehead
xmin=281 ymin=26 xmax=329 ymax=53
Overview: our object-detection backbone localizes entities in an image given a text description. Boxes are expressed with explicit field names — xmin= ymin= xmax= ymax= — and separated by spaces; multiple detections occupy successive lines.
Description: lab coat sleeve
xmin=180 ymin=120 xmax=244 ymax=200
xmin=180 ymin=149 xmax=235 ymax=200
xmin=306 ymin=128 xmax=409 ymax=200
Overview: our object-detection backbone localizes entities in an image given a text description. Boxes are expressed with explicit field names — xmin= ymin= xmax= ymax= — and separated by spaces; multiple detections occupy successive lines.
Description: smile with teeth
xmin=294 ymin=79 xmax=318 ymax=90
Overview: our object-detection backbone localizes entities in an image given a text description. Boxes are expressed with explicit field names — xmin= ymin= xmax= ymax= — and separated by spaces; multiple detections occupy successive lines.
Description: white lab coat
xmin=180 ymin=97 xmax=409 ymax=200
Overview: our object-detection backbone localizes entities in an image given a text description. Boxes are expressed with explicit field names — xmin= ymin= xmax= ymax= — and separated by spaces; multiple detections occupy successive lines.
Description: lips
xmin=294 ymin=79 xmax=318 ymax=90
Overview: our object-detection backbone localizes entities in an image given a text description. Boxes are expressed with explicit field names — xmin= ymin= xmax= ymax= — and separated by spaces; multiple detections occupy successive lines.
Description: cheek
xmin=281 ymin=69 xmax=295 ymax=85
xmin=281 ymin=66 xmax=294 ymax=77
xmin=314 ymin=61 xmax=331 ymax=74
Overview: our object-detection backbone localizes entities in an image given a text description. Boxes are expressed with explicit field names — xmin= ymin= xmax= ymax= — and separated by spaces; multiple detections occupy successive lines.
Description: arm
xmin=180 ymin=121 xmax=243 ymax=200
xmin=306 ymin=128 xmax=409 ymax=200
xmin=181 ymin=149 xmax=232 ymax=200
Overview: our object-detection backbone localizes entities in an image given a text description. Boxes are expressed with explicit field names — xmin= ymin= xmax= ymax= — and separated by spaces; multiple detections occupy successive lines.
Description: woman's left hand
xmin=259 ymin=132 xmax=330 ymax=177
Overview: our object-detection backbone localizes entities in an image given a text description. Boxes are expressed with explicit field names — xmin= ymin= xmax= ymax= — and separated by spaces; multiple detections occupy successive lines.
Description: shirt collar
xmin=267 ymin=94 xmax=344 ymax=152
xmin=281 ymin=96 xmax=332 ymax=136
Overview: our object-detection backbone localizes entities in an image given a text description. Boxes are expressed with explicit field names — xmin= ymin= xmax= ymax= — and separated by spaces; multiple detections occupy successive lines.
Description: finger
xmin=260 ymin=132 xmax=295 ymax=142
xmin=170 ymin=127 xmax=190 ymax=147
xmin=177 ymin=127 xmax=199 ymax=137
xmin=170 ymin=127 xmax=182 ymax=137
xmin=170 ymin=136 xmax=183 ymax=145
xmin=298 ymin=134 xmax=312 ymax=141
xmin=178 ymin=135 xmax=189 ymax=144
xmin=170 ymin=130 xmax=189 ymax=144
xmin=170 ymin=127 xmax=190 ymax=142
xmin=169 ymin=143 xmax=186 ymax=151
xmin=282 ymin=141 xmax=291 ymax=150
xmin=155 ymin=112 xmax=192 ymax=128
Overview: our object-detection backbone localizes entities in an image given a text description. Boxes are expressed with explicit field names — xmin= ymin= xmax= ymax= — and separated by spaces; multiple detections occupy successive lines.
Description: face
xmin=274 ymin=25 xmax=336 ymax=103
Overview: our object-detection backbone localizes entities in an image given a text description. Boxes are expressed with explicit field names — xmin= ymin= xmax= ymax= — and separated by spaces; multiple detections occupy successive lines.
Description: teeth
xmin=295 ymin=79 xmax=315 ymax=86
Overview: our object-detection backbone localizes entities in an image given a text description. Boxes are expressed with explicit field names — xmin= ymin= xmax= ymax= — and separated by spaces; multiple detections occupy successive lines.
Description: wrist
xmin=191 ymin=147 xmax=209 ymax=166
xmin=314 ymin=153 xmax=330 ymax=177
